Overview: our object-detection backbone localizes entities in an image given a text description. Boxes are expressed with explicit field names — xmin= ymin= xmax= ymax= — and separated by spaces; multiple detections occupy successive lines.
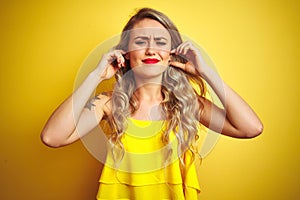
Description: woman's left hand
xmin=170 ymin=41 xmax=207 ymax=76
xmin=171 ymin=43 xmax=263 ymax=139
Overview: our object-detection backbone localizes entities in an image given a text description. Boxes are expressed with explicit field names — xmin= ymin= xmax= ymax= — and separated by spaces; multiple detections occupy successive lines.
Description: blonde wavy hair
xmin=108 ymin=8 xmax=206 ymax=169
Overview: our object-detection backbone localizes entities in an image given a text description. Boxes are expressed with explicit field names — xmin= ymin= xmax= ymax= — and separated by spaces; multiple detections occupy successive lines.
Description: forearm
xmin=199 ymin=65 xmax=263 ymax=137
xmin=41 ymin=70 xmax=102 ymax=146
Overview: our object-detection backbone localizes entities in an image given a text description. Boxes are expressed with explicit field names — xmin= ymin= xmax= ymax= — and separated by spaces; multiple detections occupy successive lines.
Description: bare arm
xmin=171 ymin=41 xmax=263 ymax=138
xmin=198 ymin=81 xmax=263 ymax=138
xmin=40 ymin=50 xmax=126 ymax=147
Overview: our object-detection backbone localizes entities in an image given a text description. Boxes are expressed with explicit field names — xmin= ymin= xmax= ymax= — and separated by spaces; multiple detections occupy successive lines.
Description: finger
xmin=118 ymin=50 xmax=128 ymax=67
xmin=111 ymin=49 xmax=125 ymax=58
xmin=112 ymin=51 xmax=126 ymax=67
xmin=177 ymin=43 xmax=184 ymax=53
xmin=172 ymin=42 xmax=185 ymax=55
xmin=118 ymin=53 xmax=126 ymax=67
xmin=183 ymin=42 xmax=193 ymax=55
xmin=179 ymin=42 xmax=191 ymax=55
xmin=182 ymin=46 xmax=189 ymax=55
xmin=176 ymin=41 xmax=187 ymax=53
xmin=119 ymin=49 xmax=126 ymax=54
xmin=172 ymin=41 xmax=193 ymax=55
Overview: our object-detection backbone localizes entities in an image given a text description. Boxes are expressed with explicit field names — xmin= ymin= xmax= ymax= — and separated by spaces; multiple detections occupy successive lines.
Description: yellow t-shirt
xmin=97 ymin=118 xmax=202 ymax=200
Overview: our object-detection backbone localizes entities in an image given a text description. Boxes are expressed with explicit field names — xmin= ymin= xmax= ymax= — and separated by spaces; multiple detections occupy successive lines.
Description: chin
xmin=131 ymin=64 xmax=168 ymax=80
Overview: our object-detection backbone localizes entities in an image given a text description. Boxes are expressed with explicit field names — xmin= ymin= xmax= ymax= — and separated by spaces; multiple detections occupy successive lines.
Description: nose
xmin=145 ymin=40 xmax=156 ymax=55
xmin=145 ymin=48 xmax=155 ymax=55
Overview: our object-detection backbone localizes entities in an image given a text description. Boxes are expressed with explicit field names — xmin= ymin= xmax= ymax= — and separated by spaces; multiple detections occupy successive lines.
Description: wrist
xmin=197 ymin=64 xmax=210 ymax=80
xmin=89 ymin=69 xmax=104 ymax=84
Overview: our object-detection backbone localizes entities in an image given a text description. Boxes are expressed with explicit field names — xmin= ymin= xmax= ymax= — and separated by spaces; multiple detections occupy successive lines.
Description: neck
xmin=131 ymin=83 xmax=165 ymax=121
xmin=134 ymin=83 xmax=163 ymax=102
xmin=133 ymin=73 xmax=164 ymax=102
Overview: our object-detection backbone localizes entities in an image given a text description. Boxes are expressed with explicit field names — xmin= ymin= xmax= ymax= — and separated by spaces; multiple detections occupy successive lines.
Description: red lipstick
xmin=142 ymin=58 xmax=160 ymax=64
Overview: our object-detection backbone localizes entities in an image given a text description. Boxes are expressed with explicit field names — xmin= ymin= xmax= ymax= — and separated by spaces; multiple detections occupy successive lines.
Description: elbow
xmin=40 ymin=130 xmax=65 ymax=148
xmin=244 ymin=122 xmax=264 ymax=138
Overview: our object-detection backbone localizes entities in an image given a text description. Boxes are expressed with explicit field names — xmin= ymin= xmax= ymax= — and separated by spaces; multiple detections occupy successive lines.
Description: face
xmin=126 ymin=18 xmax=171 ymax=79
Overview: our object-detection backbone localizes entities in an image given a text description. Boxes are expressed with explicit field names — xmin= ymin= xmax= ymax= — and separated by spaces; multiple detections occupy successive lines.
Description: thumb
xmin=170 ymin=61 xmax=186 ymax=70
xmin=170 ymin=61 xmax=197 ymax=74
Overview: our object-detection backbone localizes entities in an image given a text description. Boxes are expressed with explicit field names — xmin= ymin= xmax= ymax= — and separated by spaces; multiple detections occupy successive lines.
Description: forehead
xmin=130 ymin=18 xmax=171 ymax=39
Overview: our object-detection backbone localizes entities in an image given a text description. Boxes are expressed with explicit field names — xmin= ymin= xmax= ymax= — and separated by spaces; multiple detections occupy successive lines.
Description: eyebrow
xmin=133 ymin=36 xmax=168 ymax=41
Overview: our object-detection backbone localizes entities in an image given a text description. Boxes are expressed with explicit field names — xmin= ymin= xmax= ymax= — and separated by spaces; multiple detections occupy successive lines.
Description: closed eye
xmin=135 ymin=40 xmax=146 ymax=45
xmin=156 ymin=42 xmax=167 ymax=46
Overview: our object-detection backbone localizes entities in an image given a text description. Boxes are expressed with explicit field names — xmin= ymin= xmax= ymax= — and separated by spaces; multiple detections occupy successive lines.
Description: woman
xmin=41 ymin=8 xmax=263 ymax=200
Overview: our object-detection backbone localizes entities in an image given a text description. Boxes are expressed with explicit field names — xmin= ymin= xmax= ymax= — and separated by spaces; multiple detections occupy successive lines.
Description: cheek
xmin=128 ymin=51 xmax=143 ymax=67
xmin=160 ymin=52 xmax=171 ymax=63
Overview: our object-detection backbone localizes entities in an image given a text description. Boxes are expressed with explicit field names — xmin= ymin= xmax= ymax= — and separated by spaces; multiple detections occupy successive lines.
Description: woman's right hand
xmin=95 ymin=49 xmax=126 ymax=81
xmin=41 ymin=49 xmax=126 ymax=148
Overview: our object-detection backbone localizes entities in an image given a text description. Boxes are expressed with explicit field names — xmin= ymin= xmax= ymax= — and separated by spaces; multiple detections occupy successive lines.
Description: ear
xmin=169 ymin=54 xmax=173 ymax=62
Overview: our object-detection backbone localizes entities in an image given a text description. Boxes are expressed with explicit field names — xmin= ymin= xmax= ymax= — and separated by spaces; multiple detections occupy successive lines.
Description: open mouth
xmin=142 ymin=58 xmax=160 ymax=64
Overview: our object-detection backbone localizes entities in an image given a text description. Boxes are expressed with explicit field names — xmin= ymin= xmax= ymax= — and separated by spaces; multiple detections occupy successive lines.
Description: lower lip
xmin=143 ymin=60 xmax=159 ymax=64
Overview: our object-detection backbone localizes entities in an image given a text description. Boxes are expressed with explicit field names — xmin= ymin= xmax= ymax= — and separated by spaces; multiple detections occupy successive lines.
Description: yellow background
xmin=0 ymin=0 xmax=299 ymax=199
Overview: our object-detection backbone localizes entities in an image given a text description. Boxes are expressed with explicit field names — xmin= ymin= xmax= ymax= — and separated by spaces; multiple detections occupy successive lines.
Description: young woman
xmin=41 ymin=8 xmax=263 ymax=200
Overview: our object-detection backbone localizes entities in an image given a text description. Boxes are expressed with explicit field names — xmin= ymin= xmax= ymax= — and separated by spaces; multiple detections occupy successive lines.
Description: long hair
xmin=109 ymin=7 xmax=206 ymax=169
